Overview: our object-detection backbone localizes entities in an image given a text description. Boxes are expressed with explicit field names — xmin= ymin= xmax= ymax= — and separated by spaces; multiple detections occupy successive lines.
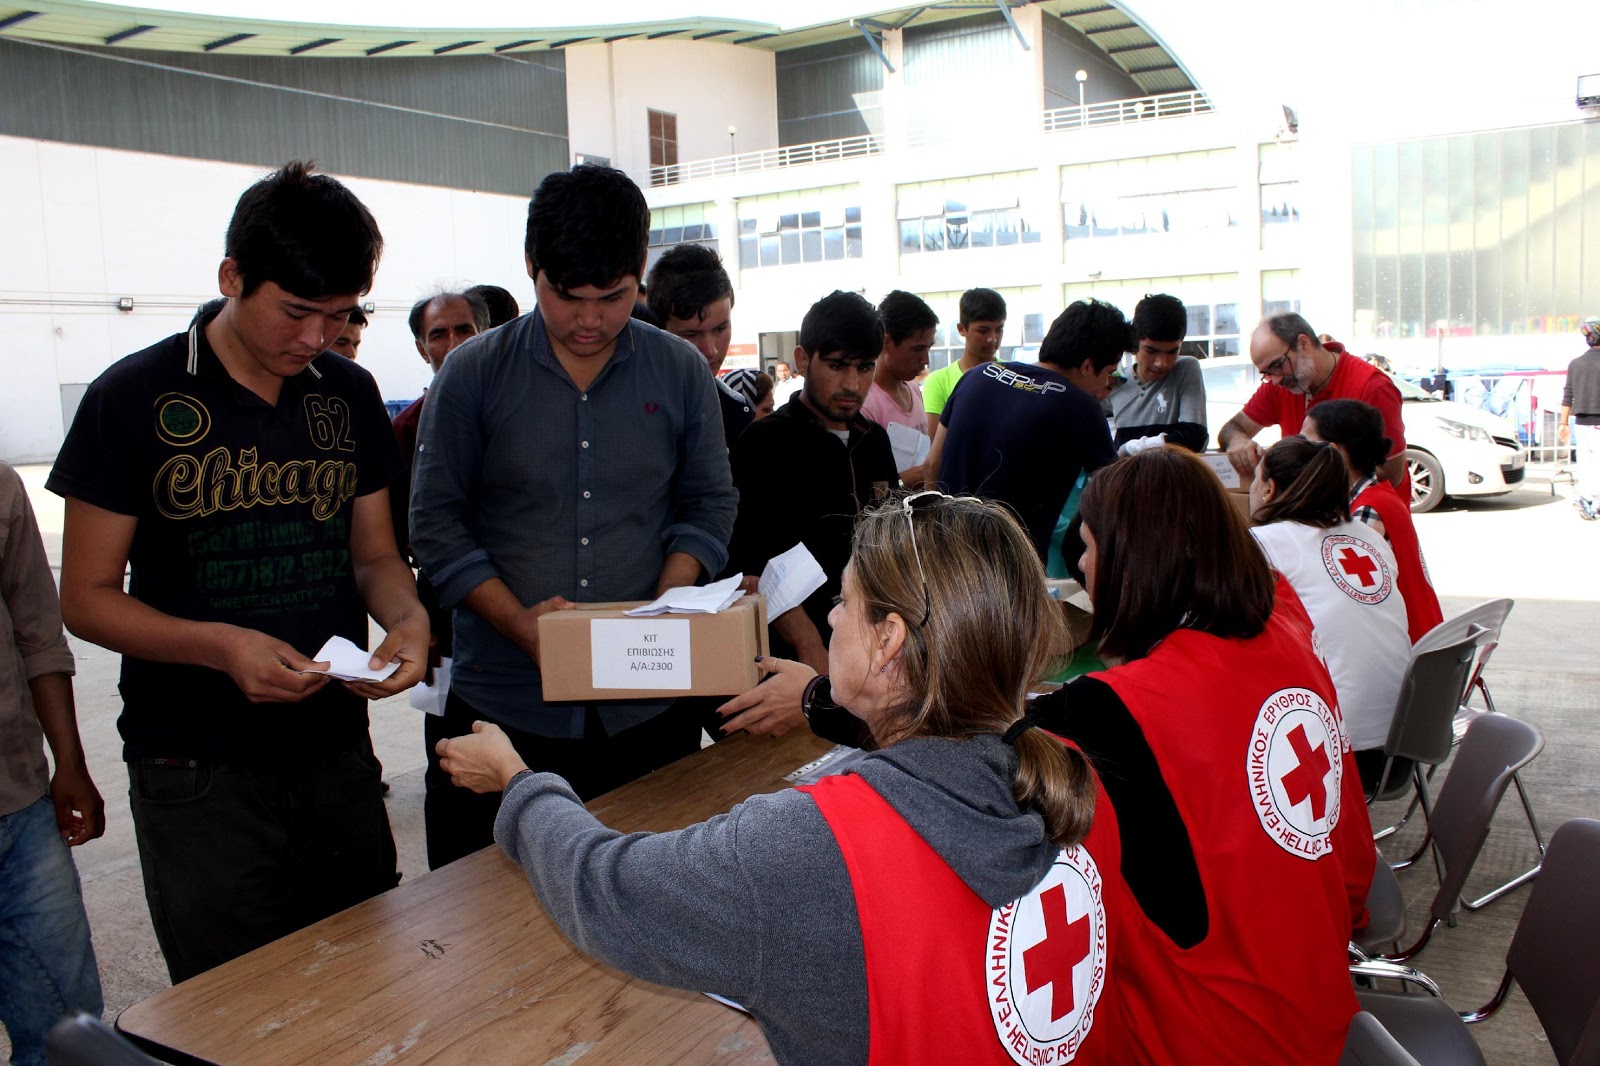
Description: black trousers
xmin=423 ymin=691 xmax=702 ymax=870
xmin=128 ymin=742 xmax=399 ymax=984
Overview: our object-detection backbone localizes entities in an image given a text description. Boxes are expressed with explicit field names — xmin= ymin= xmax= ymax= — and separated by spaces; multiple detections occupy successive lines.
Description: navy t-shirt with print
xmin=47 ymin=320 xmax=403 ymax=761
xmin=938 ymin=360 xmax=1115 ymax=560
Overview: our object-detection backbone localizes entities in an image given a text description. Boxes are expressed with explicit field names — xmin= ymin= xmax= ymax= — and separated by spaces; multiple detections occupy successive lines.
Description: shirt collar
xmin=186 ymin=314 xmax=325 ymax=405
xmin=1349 ymin=472 xmax=1379 ymax=503
xmin=527 ymin=309 xmax=636 ymax=383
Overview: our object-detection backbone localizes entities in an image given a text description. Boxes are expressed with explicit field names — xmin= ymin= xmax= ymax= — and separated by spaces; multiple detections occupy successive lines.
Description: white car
xmin=1198 ymin=355 xmax=1526 ymax=513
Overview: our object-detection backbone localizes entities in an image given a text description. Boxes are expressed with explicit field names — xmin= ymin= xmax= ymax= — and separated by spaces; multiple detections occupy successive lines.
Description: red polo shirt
xmin=1242 ymin=348 xmax=1407 ymax=458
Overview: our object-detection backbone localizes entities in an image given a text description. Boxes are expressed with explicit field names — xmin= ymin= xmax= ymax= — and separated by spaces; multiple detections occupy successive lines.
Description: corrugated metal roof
xmin=1 ymin=0 xmax=1198 ymax=93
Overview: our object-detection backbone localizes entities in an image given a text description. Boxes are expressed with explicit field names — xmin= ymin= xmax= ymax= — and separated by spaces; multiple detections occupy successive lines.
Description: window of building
xmin=1061 ymin=149 xmax=1238 ymax=242
xmin=897 ymin=172 xmax=1042 ymax=255
xmin=648 ymin=109 xmax=678 ymax=170
xmin=1351 ymin=122 xmax=1600 ymax=343
xmin=1262 ymin=269 xmax=1302 ymax=318
xmin=1063 ymin=274 xmax=1241 ymax=358
xmin=737 ymin=185 xmax=863 ymax=270
xmin=1259 ymin=142 xmax=1300 ymax=230
xmin=647 ymin=203 xmax=719 ymax=272
xmin=915 ymin=287 xmax=1047 ymax=371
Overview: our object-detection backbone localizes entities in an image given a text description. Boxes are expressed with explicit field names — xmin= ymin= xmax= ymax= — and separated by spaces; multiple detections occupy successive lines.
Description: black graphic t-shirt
xmin=47 ymin=321 xmax=403 ymax=761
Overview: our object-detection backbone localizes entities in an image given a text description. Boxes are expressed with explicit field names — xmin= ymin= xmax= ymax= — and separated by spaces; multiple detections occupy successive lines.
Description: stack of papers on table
xmin=624 ymin=574 xmax=745 ymax=616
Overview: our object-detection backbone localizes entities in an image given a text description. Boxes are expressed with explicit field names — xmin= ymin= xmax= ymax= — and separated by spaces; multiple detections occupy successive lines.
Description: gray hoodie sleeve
xmin=492 ymin=770 xmax=868 ymax=1064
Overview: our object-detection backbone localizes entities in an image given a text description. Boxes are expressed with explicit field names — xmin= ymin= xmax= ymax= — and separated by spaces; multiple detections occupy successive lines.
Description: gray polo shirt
xmin=1107 ymin=354 xmax=1207 ymax=432
xmin=410 ymin=311 xmax=736 ymax=738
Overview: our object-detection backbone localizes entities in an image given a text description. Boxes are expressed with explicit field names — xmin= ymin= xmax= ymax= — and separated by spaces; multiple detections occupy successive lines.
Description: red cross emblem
xmin=1279 ymin=723 xmax=1333 ymax=820
xmin=1022 ymin=883 xmax=1091 ymax=1022
xmin=1336 ymin=546 xmax=1379 ymax=589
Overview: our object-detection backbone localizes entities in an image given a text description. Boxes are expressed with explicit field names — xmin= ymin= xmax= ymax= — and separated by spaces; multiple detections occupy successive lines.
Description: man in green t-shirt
xmin=921 ymin=287 xmax=1006 ymax=437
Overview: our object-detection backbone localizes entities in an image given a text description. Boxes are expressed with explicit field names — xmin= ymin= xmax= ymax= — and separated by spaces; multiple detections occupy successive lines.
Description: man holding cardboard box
xmin=410 ymin=164 xmax=737 ymax=870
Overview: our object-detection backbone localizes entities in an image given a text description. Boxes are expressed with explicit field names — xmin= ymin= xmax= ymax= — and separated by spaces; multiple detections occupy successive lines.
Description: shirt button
xmin=583 ymin=490 xmax=591 ymax=499
xmin=581 ymin=537 xmax=589 ymax=546
xmin=580 ymin=579 xmax=589 ymax=588
xmin=581 ymin=394 xmax=589 ymax=401
xmin=581 ymin=440 xmax=590 ymax=449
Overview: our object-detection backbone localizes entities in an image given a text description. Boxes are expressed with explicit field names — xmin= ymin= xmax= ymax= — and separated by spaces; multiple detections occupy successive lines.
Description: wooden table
xmin=117 ymin=729 xmax=834 ymax=1065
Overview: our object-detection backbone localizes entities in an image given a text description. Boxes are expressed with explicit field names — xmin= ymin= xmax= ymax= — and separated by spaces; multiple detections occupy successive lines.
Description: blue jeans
xmin=0 ymin=797 xmax=103 ymax=1066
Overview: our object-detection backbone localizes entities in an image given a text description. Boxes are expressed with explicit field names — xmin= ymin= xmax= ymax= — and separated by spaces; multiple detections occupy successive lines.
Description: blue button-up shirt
xmin=409 ymin=311 xmax=736 ymax=737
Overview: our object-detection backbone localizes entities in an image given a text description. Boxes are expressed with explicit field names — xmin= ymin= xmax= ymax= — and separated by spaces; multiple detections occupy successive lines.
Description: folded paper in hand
xmin=624 ymin=573 xmax=746 ymax=616
xmin=886 ymin=421 xmax=932 ymax=474
xmin=305 ymin=635 xmax=402 ymax=683
xmin=760 ymin=541 xmax=827 ymax=621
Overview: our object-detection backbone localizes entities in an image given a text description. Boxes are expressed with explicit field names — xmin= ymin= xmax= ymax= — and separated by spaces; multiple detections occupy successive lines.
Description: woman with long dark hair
xmin=1302 ymin=398 xmax=1443 ymax=642
xmin=1249 ymin=436 xmax=1412 ymax=788
xmin=1030 ymin=446 xmax=1376 ymax=1065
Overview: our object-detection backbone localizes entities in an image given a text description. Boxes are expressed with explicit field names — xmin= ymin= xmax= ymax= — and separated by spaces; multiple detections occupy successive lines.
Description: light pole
xmin=1076 ymin=69 xmax=1088 ymax=127
xmin=728 ymin=124 xmax=737 ymax=156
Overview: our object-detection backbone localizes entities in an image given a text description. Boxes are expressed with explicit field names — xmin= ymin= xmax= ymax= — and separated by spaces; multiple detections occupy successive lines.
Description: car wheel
xmin=1406 ymin=449 xmax=1445 ymax=513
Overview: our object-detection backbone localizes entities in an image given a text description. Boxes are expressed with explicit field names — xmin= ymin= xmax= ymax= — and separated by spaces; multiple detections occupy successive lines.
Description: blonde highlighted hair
xmin=850 ymin=495 xmax=1096 ymax=847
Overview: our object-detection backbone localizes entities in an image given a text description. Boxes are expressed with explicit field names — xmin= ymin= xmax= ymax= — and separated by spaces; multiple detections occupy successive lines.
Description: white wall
xmin=564 ymin=39 xmax=778 ymax=183
xmin=0 ymin=136 xmax=532 ymax=462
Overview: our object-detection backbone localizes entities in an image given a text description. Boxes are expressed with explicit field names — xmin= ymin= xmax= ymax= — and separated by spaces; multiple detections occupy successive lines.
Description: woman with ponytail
xmin=1302 ymin=399 xmax=1444 ymax=643
xmin=1250 ymin=436 xmax=1411 ymax=787
xmin=1029 ymin=446 xmax=1376 ymax=1065
xmin=436 ymin=493 xmax=1128 ymax=1065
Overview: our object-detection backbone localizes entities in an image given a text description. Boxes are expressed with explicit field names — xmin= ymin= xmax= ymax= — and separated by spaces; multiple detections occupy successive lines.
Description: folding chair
xmin=1340 ymin=1011 xmax=1423 ymax=1066
xmin=1354 ymin=714 xmax=1544 ymax=963
xmin=1367 ymin=636 xmax=1479 ymax=875
xmin=1401 ymin=600 xmax=1546 ymax=907
xmin=1354 ymin=818 xmax=1600 ymax=1066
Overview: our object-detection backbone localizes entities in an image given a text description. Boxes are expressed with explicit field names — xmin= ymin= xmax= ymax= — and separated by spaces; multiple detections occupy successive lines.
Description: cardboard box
xmin=538 ymin=595 xmax=769 ymax=701
xmin=1045 ymin=578 xmax=1095 ymax=648
xmin=1227 ymin=487 xmax=1255 ymax=525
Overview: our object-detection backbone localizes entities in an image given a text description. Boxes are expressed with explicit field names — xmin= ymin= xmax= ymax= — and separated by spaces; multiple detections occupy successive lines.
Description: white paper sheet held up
xmin=885 ymin=421 xmax=932 ymax=474
xmin=623 ymin=573 xmax=746 ymax=616
xmin=760 ymin=542 xmax=827 ymax=622
xmin=304 ymin=635 xmax=402 ymax=682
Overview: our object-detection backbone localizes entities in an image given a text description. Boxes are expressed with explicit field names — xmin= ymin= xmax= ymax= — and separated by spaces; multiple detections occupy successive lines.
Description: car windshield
xmin=1391 ymin=374 xmax=1439 ymax=402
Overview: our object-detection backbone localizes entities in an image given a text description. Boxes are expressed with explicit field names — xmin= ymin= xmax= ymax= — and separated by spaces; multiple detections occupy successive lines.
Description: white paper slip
xmin=590 ymin=618 xmax=692 ymax=689
xmin=760 ymin=542 xmax=827 ymax=622
xmin=624 ymin=573 xmax=745 ymax=616
xmin=407 ymin=657 xmax=452 ymax=716
xmin=305 ymin=635 xmax=402 ymax=683
xmin=1200 ymin=451 xmax=1242 ymax=489
xmin=885 ymin=421 xmax=932 ymax=474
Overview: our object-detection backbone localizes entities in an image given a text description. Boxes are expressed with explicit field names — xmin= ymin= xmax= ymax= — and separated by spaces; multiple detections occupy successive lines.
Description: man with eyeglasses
xmin=1219 ymin=313 xmax=1407 ymax=488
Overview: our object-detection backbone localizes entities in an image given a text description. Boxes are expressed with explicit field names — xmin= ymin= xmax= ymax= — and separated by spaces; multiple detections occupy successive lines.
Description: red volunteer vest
xmin=1353 ymin=480 xmax=1443 ymax=643
xmin=1089 ymin=607 xmax=1374 ymax=1065
xmin=802 ymin=761 xmax=1124 ymax=1066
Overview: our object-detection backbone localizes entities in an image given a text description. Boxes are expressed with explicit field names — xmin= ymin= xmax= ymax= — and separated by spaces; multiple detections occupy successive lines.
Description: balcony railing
xmin=649 ymin=133 xmax=883 ymax=187
xmin=1042 ymin=90 xmax=1214 ymax=133
xmin=645 ymin=91 xmax=1215 ymax=188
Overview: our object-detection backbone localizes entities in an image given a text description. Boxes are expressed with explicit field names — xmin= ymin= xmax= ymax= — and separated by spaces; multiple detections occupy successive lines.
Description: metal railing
xmin=648 ymin=133 xmax=883 ymax=187
xmin=1041 ymin=89 xmax=1214 ymax=133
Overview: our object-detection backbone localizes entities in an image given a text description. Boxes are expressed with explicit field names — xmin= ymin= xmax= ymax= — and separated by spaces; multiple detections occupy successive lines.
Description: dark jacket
xmin=727 ymin=394 xmax=899 ymax=651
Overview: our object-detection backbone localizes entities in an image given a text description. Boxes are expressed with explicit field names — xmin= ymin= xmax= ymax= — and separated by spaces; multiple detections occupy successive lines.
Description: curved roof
xmin=0 ymin=0 xmax=1195 ymax=92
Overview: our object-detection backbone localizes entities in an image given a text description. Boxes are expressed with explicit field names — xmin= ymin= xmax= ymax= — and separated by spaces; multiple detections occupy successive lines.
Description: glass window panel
xmin=846 ymin=225 xmax=863 ymax=258
xmin=778 ymin=213 xmax=799 ymax=232
xmin=1186 ymin=306 xmax=1210 ymax=336
xmin=1448 ymin=250 xmax=1474 ymax=328
xmin=779 ymin=232 xmax=802 ymax=264
xmin=970 ymin=213 xmax=994 ymax=248
xmin=760 ymin=235 xmax=780 ymax=268
xmin=824 ymin=227 xmax=845 ymax=260
xmin=1553 ymin=122 xmax=1584 ymax=313
xmin=740 ymin=217 xmax=757 ymax=233
xmin=1424 ymin=253 xmax=1449 ymax=331
xmin=801 ymin=229 xmax=823 ymax=262
xmin=1500 ymin=130 xmax=1529 ymax=331
xmin=945 ymin=219 xmax=969 ymax=250
xmin=900 ymin=220 xmax=923 ymax=254
xmin=922 ymin=218 xmax=945 ymax=252
xmin=1214 ymin=303 xmax=1239 ymax=335
xmin=1474 ymin=134 xmax=1501 ymax=333
xmin=845 ymin=205 xmax=861 ymax=224
xmin=1214 ymin=337 xmax=1240 ymax=358
xmin=663 ymin=226 xmax=682 ymax=244
xmin=801 ymin=210 xmax=822 ymax=229
xmin=739 ymin=236 xmax=758 ymax=270
xmin=1063 ymin=203 xmax=1090 ymax=240
xmin=1023 ymin=313 xmax=1045 ymax=344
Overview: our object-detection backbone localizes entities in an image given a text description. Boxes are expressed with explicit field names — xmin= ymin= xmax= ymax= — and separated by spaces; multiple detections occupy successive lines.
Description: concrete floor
xmin=4 ymin=464 xmax=1596 ymax=1065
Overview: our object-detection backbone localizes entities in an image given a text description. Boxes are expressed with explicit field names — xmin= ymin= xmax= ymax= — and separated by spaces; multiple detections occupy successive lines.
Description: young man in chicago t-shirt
xmin=48 ymin=162 xmax=428 ymax=983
